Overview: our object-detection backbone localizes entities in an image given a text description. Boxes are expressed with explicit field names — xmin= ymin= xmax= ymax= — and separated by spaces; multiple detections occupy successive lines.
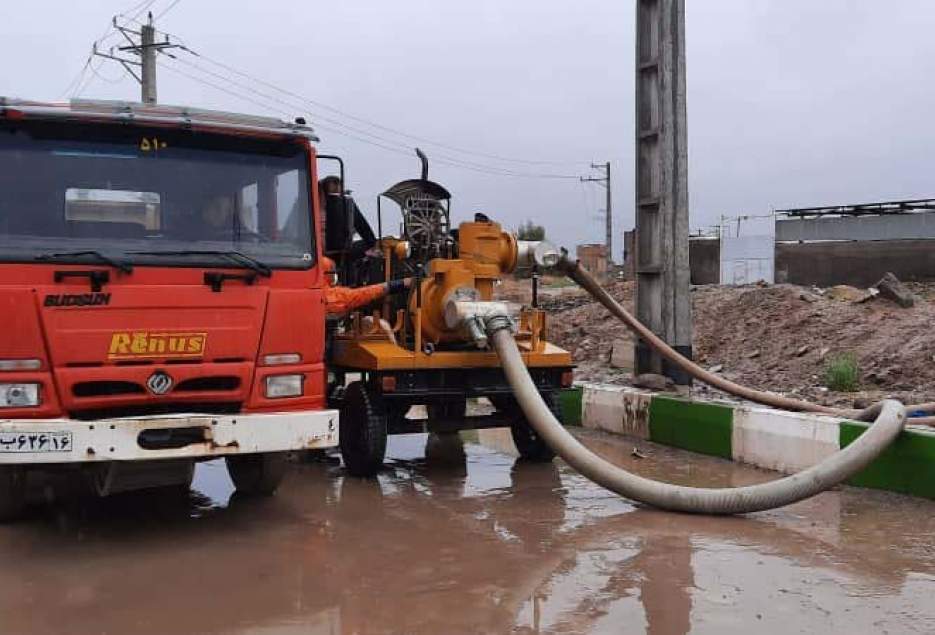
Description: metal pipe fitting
xmin=444 ymin=299 xmax=513 ymax=348
xmin=517 ymin=240 xmax=561 ymax=269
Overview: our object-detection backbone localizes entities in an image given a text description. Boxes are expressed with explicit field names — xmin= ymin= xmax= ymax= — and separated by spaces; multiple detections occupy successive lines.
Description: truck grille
xmin=73 ymin=381 xmax=145 ymax=397
xmin=72 ymin=376 xmax=241 ymax=397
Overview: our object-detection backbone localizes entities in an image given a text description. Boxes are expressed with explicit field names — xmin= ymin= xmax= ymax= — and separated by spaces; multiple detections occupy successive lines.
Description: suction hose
xmin=553 ymin=254 xmax=852 ymax=417
xmin=489 ymin=320 xmax=905 ymax=514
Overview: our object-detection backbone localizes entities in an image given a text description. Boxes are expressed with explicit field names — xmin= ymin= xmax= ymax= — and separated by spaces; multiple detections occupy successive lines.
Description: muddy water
xmin=1 ymin=429 xmax=934 ymax=635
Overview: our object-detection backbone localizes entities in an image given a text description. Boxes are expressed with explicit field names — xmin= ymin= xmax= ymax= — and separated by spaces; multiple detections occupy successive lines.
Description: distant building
xmin=576 ymin=243 xmax=608 ymax=278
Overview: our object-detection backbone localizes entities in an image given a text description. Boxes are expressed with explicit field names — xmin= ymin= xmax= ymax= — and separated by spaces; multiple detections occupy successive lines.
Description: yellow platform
xmin=331 ymin=337 xmax=572 ymax=371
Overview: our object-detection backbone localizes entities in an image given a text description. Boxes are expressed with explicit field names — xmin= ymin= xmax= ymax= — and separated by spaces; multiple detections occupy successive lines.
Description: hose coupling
xmin=483 ymin=313 xmax=515 ymax=337
xmin=444 ymin=299 xmax=514 ymax=348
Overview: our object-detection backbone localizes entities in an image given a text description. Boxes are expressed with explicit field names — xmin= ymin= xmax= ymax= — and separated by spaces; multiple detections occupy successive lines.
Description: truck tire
xmin=0 ymin=467 xmax=26 ymax=522
xmin=226 ymin=452 xmax=288 ymax=496
xmin=493 ymin=392 xmax=559 ymax=463
xmin=339 ymin=381 xmax=388 ymax=477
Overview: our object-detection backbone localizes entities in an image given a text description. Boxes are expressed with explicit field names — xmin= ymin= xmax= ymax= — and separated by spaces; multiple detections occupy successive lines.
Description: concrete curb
xmin=568 ymin=384 xmax=935 ymax=501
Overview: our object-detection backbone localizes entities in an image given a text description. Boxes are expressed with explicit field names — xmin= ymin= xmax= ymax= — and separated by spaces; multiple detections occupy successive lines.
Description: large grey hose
xmin=554 ymin=253 xmax=935 ymax=426
xmin=553 ymin=253 xmax=850 ymax=417
xmin=490 ymin=324 xmax=906 ymax=514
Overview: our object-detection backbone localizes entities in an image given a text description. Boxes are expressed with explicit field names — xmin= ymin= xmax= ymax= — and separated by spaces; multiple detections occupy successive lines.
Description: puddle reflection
xmin=0 ymin=429 xmax=933 ymax=634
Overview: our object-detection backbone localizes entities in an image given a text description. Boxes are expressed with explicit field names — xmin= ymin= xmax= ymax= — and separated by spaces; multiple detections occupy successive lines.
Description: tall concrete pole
xmin=140 ymin=16 xmax=157 ymax=104
xmin=604 ymin=161 xmax=613 ymax=263
xmin=633 ymin=0 xmax=693 ymax=383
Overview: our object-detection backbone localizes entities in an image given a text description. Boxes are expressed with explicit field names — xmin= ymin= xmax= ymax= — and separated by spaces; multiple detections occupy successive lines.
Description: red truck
xmin=0 ymin=97 xmax=338 ymax=520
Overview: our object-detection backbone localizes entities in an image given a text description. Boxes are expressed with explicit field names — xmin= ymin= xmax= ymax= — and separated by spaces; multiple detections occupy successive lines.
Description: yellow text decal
xmin=108 ymin=331 xmax=206 ymax=359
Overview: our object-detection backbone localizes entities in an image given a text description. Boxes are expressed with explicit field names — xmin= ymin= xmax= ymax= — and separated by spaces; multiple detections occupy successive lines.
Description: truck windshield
xmin=0 ymin=120 xmax=315 ymax=270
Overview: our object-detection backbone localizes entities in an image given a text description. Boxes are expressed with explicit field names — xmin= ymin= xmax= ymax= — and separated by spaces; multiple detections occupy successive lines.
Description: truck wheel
xmin=493 ymin=393 xmax=559 ymax=463
xmin=226 ymin=453 xmax=288 ymax=496
xmin=340 ymin=381 xmax=388 ymax=477
xmin=0 ymin=467 xmax=27 ymax=522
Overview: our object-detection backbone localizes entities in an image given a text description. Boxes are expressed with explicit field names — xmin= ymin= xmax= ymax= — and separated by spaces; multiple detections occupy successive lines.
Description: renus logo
xmin=108 ymin=331 xmax=207 ymax=360
xmin=44 ymin=293 xmax=111 ymax=307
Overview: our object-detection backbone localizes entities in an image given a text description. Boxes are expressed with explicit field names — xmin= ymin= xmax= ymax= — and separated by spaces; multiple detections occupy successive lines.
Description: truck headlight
xmin=0 ymin=383 xmax=40 ymax=408
xmin=261 ymin=353 xmax=301 ymax=366
xmin=265 ymin=374 xmax=303 ymax=399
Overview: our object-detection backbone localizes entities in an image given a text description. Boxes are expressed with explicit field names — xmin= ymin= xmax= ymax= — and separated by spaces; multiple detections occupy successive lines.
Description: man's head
xmin=202 ymin=196 xmax=235 ymax=229
xmin=319 ymin=176 xmax=342 ymax=197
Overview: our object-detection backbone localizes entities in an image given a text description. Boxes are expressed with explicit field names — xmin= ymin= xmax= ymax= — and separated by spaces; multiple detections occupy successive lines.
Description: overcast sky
xmin=3 ymin=1 xmax=935 ymax=259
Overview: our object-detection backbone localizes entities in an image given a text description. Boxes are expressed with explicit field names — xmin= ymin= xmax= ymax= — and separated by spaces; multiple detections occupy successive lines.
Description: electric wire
xmin=153 ymin=0 xmax=183 ymax=21
xmin=186 ymin=46 xmax=589 ymax=167
xmin=59 ymin=56 xmax=92 ymax=99
xmin=157 ymin=54 xmax=583 ymax=180
xmin=163 ymin=54 xmax=580 ymax=178
xmin=158 ymin=58 xmax=576 ymax=180
xmin=126 ymin=0 xmax=158 ymax=21
xmin=83 ymin=15 xmax=594 ymax=175
xmin=152 ymin=33 xmax=591 ymax=168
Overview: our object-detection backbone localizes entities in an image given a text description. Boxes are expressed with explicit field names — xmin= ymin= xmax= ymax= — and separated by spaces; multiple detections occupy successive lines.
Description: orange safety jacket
xmin=320 ymin=255 xmax=408 ymax=315
xmin=324 ymin=283 xmax=390 ymax=315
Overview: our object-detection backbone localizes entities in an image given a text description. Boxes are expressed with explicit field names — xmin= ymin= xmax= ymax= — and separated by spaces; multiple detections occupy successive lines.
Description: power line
xmin=157 ymin=54 xmax=580 ymax=180
xmin=75 ymin=12 xmax=586 ymax=180
xmin=124 ymin=0 xmax=158 ymax=21
xmin=59 ymin=56 xmax=92 ymax=99
xmin=154 ymin=0 xmax=183 ymax=21
xmin=88 ymin=58 xmax=129 ymax=85
xmin=157 ymin=36 xmax=590 ymax=168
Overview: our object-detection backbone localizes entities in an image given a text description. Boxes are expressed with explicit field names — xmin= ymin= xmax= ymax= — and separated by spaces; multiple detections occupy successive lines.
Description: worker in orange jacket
xmin=322 ymin=256 xmax=412 ymax=315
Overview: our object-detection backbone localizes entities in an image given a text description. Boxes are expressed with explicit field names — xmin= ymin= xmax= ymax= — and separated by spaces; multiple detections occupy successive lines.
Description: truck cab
xmin=0 ymin=98 xmax=338 ymax=519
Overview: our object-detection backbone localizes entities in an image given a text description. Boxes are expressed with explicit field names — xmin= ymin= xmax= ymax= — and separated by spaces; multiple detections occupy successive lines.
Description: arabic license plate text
xmin=0 ymin=432 xmax=72 ymax=453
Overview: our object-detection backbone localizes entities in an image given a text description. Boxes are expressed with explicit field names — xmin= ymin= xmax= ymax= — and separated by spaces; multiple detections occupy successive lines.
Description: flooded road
xmin=1 ymin=428 xmax=934 ymax=635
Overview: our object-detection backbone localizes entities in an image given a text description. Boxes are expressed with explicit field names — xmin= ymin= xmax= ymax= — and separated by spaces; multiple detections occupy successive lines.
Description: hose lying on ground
xmin=553 ymin=253 xmax=935 ymax=424
xmin=476 ymin=253 xmax=908 ymax=514
xmin=487 ymin=319 xmax=906 ymax=514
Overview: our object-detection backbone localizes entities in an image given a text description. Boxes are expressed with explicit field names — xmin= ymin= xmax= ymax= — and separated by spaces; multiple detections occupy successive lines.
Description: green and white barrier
xmin=567 ymin=384 xmax=935 ymax=501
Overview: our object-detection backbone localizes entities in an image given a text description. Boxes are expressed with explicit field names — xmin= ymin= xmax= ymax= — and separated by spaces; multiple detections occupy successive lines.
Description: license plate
xmin=0 ymin=432 xmax=72 ymax=453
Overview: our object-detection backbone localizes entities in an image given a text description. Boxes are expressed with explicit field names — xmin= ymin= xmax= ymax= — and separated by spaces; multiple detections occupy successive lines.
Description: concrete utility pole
xmin=633 ymin=0 xmax=693 ymax=383
xmin=581 ymin=161 xmax=613 ymax=263
xmin=93 ymin=12 xmax=179 ymax=105
xmin=140 ymin=18 xmax=158 ymax=104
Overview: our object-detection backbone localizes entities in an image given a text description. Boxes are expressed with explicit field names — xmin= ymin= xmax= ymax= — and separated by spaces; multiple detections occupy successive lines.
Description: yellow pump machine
xmin=327 ymin=151 xmax=573 ymax=476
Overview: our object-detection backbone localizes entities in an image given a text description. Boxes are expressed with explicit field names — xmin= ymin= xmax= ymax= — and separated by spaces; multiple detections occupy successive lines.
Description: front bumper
xmin=0 ymin=410 xmax=338 ymax=464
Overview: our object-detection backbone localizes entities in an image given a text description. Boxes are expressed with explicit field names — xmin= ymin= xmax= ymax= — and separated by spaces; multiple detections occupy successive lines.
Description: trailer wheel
xmin=493 ymin=393 xmax=559 ymax=463
xmin=0 ymin=467 xmax=26 ymax=522
xmin=339 ymin=381 xmax=388 ymax=477
xmin=226 ymin=452 xmax=288 ymax=496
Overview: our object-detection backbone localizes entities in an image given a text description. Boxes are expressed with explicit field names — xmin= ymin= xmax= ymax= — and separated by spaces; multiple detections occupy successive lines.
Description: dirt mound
xmin=539 ymin=279 xmax=935 ymax=409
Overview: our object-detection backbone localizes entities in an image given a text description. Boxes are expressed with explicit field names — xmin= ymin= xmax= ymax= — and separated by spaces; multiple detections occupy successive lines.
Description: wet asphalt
xmin=1 ymin=427 xmax=933 ymax=634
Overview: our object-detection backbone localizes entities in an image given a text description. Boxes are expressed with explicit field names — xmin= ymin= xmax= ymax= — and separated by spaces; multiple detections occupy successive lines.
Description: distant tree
xmin=517 ymin=220 xmax=545 ymax=241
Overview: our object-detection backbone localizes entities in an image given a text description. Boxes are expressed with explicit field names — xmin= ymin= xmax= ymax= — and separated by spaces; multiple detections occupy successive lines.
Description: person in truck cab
xmin=199 ymin=194 xmax=265 ymax=242
xmin=319 ymin=176 xmax=377 ymax=258
xmin=199 ymin=194 xmax=239 ymax=238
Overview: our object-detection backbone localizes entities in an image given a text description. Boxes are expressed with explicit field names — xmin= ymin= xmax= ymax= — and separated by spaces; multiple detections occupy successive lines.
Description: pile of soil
xmin=500 ymin=277 xmax=935 ymax=409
